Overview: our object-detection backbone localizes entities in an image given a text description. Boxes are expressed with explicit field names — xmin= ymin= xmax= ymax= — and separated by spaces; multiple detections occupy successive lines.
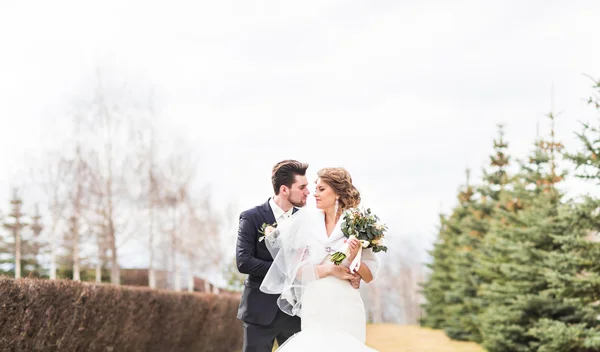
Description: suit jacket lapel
xmin=261 ymin=199 xmax=277 ymax=226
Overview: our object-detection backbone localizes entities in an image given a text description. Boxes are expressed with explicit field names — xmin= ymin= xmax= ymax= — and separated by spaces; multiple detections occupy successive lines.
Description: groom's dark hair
xmin=272 ymin=160 xmax=309 ymax=195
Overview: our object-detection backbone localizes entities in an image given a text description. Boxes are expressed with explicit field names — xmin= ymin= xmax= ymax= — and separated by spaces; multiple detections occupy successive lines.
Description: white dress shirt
xmin=269 ymin=197 xmax=294 ymax=223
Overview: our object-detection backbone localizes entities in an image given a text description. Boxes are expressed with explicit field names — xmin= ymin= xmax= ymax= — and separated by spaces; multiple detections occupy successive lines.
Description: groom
xmin=236 ymin=160 xmax=309 ymax=351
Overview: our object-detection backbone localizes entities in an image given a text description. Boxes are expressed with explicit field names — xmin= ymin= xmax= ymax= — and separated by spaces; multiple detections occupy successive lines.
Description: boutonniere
xmin=258 ymin=221 xmax=278 ymax=242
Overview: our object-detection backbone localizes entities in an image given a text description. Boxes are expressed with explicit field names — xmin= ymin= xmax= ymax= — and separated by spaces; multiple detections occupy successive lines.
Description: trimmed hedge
xmin=0 ymin=277 xmax=243 ymax=351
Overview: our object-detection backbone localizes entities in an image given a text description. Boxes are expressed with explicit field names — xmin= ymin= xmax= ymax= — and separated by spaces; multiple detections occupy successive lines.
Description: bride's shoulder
xmin=295 ymin=206 xmax=323 ymax=219
xmin=286 ymin=207 xmax=323 ymax=227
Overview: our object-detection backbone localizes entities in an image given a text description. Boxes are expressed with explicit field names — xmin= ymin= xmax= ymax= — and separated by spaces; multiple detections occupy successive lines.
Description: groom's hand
xmin=349 ymin=273 xmax=361 ymax=289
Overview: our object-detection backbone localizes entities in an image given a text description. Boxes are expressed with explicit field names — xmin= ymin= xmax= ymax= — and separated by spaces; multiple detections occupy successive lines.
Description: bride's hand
xmin=327 ymin=262 xmax=354 ymax=281
xmin=345 ymin=237 xmax=361 ymax=263
xmin=349 ymin=273 xmax=361 ymax=289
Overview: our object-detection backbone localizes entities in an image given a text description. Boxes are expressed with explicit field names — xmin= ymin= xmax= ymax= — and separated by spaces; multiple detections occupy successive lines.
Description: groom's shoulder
xmin=239 ymin=199 xmax=269 ymax=219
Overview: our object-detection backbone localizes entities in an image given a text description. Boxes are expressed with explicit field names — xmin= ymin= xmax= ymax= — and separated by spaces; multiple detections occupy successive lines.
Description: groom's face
xmin=287 ymin=175 xmax=309 ymax=207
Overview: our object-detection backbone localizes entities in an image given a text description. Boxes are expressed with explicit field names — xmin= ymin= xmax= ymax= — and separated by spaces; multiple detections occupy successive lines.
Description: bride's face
xmin=314 ymin=178 xmax=337 ymax=210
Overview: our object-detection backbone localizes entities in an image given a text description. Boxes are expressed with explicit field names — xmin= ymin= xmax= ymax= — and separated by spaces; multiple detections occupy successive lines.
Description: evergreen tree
xmin=565 ymin=77 xmax=600 ymax=182
xmin=444 ymin=125 xmax=512 ymax=342
xmin=1 ymin=188 xmax=29 ymax=278
xmin=528 ymin=80 xmax=600 ymax=351
xmin=421 ymin=169 xmax=474 ymax=329
xmin=1 ymin=191 xmax=45 ymax=278
xmin=477 ymin=112 xmax=568 ymax=352
xmin=527 ymin=196 xmax=600 ymax=351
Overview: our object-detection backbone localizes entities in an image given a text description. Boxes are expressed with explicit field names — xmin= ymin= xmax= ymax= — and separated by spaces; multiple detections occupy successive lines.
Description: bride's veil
xmin=260 ymin=208 xmax=326 ymax=317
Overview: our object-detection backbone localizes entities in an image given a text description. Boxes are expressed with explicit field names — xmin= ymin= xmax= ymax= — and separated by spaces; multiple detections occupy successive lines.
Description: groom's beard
xmin=288 ymin=195 xmax=306 ymax=208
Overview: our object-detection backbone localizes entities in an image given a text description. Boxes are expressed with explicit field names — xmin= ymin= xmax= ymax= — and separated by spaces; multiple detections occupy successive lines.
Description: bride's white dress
xmin=260 ymin=208 xmax=379 ymax=351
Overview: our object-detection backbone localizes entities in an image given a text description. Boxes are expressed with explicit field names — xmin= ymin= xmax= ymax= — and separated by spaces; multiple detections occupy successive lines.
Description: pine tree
xmin=421 ymin=169 xmax=474 ymax=329
xmin=443 ymin=125 xmax=512 ymax=342
xmin=565 ymin=77 xmax=600 ymax=182
xmin=1 ymin=191 xmax=46 ymax=278
xmin=480 ymin=124 xmax=511 ymax=201
xmin=1 ymin=188 xmax=29 ymax=278
xmin=477 ymin=112 xmax=569 ymax=352
xmin=527 ymin=80 xmax=600 ymax=351
xmin=527 ymin=196 xmax=600 ymax=351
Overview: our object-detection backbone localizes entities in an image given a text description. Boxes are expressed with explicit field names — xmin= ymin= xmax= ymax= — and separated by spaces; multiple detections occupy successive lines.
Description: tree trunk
xmin=173 ymin=260 xmax=180 ymax=291
xmin=148 ymin=205 xmax=156 ymax=289
xmin=103 ymin=107 xmax=120 ymax=286
xmin=95 ymin=260 xmax=102 ymax=283
xmin=14 ymin=231 xmax=21 ymax=279
xmin=173 ymin=254 xmax=180 ymax=291
xmin=49 ymin=221 xmax=58 ymax=280
xmin=187 ymin=269 xmax=194 ymax=292
xmin=72 ymin=145 xmax=84 ymax=282
xmin=95 ymin=234 xmax=106 ymax=283
xmin=171 ymin=206 xmax=179 ymax=291
xmin=108 ymin=217 xmax=119 ymax=284
xmin=48 ymin=206 xmax=61 ymax=280
xmin=73 ymin=229 xmax=80 ymax=281
xmin=186 ymin=251 xmax=194 ymax=292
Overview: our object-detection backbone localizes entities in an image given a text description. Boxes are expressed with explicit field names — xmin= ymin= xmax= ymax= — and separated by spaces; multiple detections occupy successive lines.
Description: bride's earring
xmin=334 ymin=198 xmax=339 ymax=217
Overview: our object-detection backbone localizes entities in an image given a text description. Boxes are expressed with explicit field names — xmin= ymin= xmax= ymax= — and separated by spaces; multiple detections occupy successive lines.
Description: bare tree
xmin=74 ymin=66 xmax=145 ymax=285
xmin=397 ymin=264 xmax=425 ymax=324
xmin=130 ymin=96 xmax=162 ymax=289
xmin=27 ymin=204 xmax=44 ymax=276
xmin=69 ymin=146 xmax=87 ymax=281
xmin=180 ymin=189 xmax=223 ymax=293
xmin=158 ymin=147 xmax=200 ymax=291
xmin=38 ymin=157 xmax=69 ymax=280
xmin=55 ymin=109 xmax=97 ymax=282
xmin=43 ymin=64 xmax=195 ymax=287
xmin=147 ymin=157 xmax=159 ymax=289
xmin=168 ymin=196 xmax=181 ymax=291
xmin=160 ymin=186 xmax=184 ymax=291
xmin=221 ymin=200 xmax=246 ymax=292
xmin=362 ymin=238 xmax=427 ymax=324
xmin=368 ymin=281 xmax=384 ymax=323
xmin=145 ymin=94 xmax=161 ymax=289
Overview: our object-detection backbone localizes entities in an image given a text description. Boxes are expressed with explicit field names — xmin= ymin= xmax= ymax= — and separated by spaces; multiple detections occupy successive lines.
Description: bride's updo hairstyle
xmin=317 ymin=167 xmax=361 ymax=211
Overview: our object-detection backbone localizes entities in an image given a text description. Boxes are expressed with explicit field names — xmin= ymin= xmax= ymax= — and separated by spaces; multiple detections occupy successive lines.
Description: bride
xmin=260 ymin=167 xmax=380 ymax=351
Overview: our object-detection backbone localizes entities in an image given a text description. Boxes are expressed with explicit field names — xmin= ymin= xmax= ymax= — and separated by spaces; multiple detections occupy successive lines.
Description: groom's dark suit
xmin=236 ymin=199 xmax=301 ymax=352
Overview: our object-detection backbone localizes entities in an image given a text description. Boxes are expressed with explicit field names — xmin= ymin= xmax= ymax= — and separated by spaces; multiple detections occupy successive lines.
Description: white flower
xmin=264 ymin=226 xmax=276 ymax=236
xmin=258 ymin=222 xmax=278 ymax=242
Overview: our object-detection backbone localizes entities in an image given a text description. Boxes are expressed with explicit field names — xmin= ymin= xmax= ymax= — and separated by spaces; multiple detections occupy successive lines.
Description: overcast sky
xmin=1 ymin=0 xmax=599 ymax=267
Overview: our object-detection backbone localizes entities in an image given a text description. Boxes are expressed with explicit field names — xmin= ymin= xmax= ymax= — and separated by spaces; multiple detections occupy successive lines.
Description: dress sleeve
xmin=361 ymin=247 xmax=380 ymax=280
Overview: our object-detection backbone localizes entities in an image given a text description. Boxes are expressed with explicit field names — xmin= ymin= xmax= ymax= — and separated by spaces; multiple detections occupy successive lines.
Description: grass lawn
xmin=263 ymin=324 xmax=484 ymax=351
xmin=366 ymin=324 xmax=484 ymax=351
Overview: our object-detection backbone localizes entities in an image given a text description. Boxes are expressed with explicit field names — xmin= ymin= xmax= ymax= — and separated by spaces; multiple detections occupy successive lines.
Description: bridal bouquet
xmin=330 ymin=207 xmax=388 ymax=270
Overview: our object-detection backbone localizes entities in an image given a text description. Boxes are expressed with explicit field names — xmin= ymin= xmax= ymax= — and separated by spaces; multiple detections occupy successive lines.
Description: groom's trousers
xmin=242 ymin=309 xmax=301 ymax=352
